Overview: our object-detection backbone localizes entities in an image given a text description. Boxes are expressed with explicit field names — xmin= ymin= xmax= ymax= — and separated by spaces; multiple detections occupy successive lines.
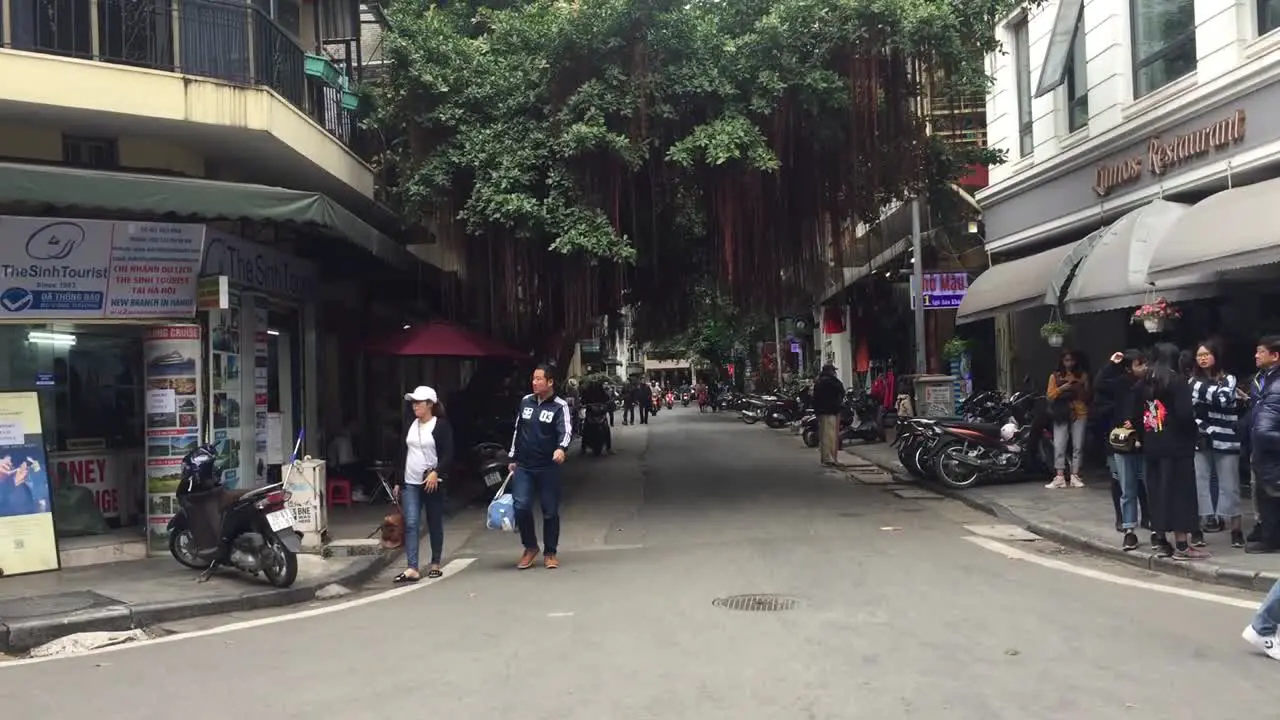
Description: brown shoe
xmin=517 ymin=548 xmax=538 ymax=570
xmin=544 ymin=553 xmax=559 ymax=569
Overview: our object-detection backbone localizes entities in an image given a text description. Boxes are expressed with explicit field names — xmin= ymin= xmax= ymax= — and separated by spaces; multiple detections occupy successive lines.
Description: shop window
xmin=1066 ymin=19 xmax=1089 ymax=132
xmin=1012 ymin=17 xmax=1034 ymax=157
xmin=1131 ymin=0 xmax=1197 ymax=98
xmin=1261 ymin=0 xmax=1280 ymax=36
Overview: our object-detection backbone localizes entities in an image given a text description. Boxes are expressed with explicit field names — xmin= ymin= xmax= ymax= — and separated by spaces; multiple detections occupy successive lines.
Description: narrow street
xmin=2 ymin=408 xmax=1275 ymax=718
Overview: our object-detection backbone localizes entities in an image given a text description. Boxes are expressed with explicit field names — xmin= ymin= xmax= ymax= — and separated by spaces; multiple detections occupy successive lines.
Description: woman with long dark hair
xmin=1140 ymin=343 xmax=1208 ymax=559
xmin=1046 ymin=350 xmax=1091 ymax=488
xmin=1191 ymin=338 xmax=1244 ymax=548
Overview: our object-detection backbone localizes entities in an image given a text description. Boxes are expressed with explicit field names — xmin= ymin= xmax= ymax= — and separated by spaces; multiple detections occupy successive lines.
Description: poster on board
xmin=254 ymin=307 xmax=269 ymax=485
xmin=144 ymin=325 xmax=202 ymax=554
xmin=0 ymin=392 xmax=58 ymax=576
xmin=209 ymin=289 xmax=244 ymax=488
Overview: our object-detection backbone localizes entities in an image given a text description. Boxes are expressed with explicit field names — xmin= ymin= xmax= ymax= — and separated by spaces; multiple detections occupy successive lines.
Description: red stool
xmin=327 ymin=476 xmax=353 ymax=508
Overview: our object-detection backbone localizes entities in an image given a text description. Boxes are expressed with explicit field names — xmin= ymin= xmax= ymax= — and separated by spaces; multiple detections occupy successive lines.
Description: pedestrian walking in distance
xmin=812 ymin=364 xmax=845 ymax=466
xmin=508 ymin=364 xmax=572 ymax=569
xmin=393 ymin=385 xmax=453 ymax=582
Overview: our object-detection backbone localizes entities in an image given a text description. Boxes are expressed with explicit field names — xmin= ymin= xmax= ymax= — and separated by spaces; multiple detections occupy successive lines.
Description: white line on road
xmin=964 ymin=536 xmax=1260 ymax=610
xmin=1 ymin=557 xmax=477 ymax=669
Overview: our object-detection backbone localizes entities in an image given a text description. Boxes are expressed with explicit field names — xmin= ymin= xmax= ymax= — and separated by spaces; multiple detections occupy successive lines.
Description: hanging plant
xmin=942 ymin=336 xmax=972 ymax=360
xmin=1132 ymin=297 xmax=1181 ymax=332
xmin=1040 ymin=320 xmax=1071 ymax=348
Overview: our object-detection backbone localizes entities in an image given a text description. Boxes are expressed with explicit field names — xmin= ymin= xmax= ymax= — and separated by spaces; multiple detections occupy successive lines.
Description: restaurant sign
xmin=1093 ymin=109 xmax=1247 ymax=197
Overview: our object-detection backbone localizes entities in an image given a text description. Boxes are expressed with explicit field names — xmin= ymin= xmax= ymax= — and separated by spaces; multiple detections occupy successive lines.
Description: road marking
xmin=964 ymin=536 xmax=1260 ymax=609
xmin=0 ymin=558 xmax=476 ymax=669
xmin=964 ymin=524 xmax=1041 ymax=542
xmin=547 ymin=612 xmax=575 ymax=617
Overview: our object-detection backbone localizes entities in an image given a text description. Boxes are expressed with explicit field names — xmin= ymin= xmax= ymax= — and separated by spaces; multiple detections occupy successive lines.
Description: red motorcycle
xmin=697 ymin=388 xmax=710 ymax=413
xmin=664 ymin=390 xmax=675 ymax=410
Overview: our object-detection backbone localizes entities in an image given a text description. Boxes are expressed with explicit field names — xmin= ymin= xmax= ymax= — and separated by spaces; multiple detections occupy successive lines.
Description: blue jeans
xmin=1253 ymin=578 xmax=1280 ymax=636
xmin=1109 ymin=453 xmax=1145 ymax=530
xmin=512 ymin=465 xmax=562 ymax=553
xmin=401 ymin=483 xmax=445 ymax=570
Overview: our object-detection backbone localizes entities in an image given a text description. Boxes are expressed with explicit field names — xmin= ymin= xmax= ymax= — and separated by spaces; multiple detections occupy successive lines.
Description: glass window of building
xmin=1013 ymin=17 xmax=1033 ymax=157
xmin=1261 ymin=0 xmax=1280 ymax=36
xmin=1131 ymin=0 xmax=1197 ymax=98
xmin=1066 ymin=19 xmax=1089 ymax=132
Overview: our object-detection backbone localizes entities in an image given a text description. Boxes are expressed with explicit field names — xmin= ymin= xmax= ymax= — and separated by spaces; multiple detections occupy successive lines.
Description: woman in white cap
xmin=392 ymin=385 xmax=454 ymax=582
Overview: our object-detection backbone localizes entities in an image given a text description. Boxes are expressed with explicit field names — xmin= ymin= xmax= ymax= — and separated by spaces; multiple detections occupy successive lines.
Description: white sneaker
xmin=1242 ymin=625 xmax=1280 ymax=660
xmin=1045 ymin=476 xmax=1067 ymax=489
xmin=1069 ymin=475 xmax=1086 ymax=488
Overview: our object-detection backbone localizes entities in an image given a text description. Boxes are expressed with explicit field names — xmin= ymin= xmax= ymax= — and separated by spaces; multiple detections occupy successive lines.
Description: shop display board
xmin=208 ymin=290 xmax=245 ymax=489
xmin=0 ymin=392 xmax=58 ymax=576
xmin=143 ymin=325 xmax=202 ymax=554
xmin=254 ymin=307 xmax=269 ymax=485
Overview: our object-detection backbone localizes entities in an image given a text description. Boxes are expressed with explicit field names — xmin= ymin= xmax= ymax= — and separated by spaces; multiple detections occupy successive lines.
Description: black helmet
xmin=180 ymin=443 xmax=221 ymax=494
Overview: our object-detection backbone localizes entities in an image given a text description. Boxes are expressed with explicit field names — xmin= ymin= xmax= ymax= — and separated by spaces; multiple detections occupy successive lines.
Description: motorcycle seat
xmin=934 ymin=420 xmax=1003 ymax=435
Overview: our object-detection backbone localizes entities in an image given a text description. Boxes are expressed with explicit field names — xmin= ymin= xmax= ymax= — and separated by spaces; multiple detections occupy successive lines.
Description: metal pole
xmin=911 ymin=197 xmax=927 ymax=374
xmin=774 ymin=317 xmax=783 ymax=386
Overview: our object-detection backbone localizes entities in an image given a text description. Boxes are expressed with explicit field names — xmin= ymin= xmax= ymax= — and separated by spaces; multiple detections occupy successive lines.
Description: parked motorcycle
xmin=581 ymin=403 xmax=611 ymax=456
xmin=169 ymin=443 xmax=301 ymax=587
xmin=926 ymin=390 xmax=1051 ymax=489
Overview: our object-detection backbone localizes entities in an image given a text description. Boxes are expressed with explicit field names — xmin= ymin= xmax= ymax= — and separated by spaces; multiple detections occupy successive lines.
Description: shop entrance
xmin=264 ymin=307 xmax=302 ymax=484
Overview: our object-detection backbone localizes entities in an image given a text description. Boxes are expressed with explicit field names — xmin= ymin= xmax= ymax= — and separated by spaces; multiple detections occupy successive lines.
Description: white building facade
xmin=964 ymin=0 xmax=1280 ymax=388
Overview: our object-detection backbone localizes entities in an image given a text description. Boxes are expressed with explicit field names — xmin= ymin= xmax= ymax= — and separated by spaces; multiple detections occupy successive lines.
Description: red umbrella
xmin=366 ymin=320 xmax=522 ymax=358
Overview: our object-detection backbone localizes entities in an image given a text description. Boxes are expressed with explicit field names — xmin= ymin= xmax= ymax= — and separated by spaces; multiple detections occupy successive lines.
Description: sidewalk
xmin=0 ymin=505 xmax=400 ymax=654
xmin=836 ymin=439 xmax=1279 ymax=592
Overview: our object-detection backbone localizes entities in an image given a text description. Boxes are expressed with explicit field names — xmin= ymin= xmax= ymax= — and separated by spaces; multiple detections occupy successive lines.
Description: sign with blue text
xmin=920 ymin=272 xmax=969 ymax=310
xmin=0 ymin=216 xmax=206 ymax=319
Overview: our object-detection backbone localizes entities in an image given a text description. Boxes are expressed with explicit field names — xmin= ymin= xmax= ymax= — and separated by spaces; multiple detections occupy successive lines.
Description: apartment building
xmin=961 ymin=0 xmax=1280 ymax=389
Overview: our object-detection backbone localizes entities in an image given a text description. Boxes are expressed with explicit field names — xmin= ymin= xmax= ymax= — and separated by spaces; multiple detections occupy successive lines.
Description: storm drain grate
xmin=712 ymin=594 xmax=801 ymax=612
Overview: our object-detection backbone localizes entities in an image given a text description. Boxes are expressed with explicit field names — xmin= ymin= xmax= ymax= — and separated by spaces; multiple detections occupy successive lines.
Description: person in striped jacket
xmin=1190 ymin=338 xmax=1245 ymax=549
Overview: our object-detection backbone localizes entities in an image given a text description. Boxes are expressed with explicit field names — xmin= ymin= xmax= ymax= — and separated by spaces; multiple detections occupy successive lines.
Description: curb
xmin=838 ymin=444 xmax=1279 ymax=594
xmin=0 ymin=548 xmax=399 ymax=654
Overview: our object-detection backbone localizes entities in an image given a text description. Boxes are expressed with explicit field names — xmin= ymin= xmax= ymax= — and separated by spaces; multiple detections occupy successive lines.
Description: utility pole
xmin=911 ymin=197 xmax=927 ymax=374
xmin=774 ymin=317 xmax=783 ymax=386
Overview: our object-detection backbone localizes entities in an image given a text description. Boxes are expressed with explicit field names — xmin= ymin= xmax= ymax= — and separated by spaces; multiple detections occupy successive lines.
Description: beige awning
xmin=1064 ymin=199 xmax=1219 ymax=314
xmin=1149 ymin=176 xmax=1280 ymax=282
xmin=956 ymin=240 xmax=1083 ymax=324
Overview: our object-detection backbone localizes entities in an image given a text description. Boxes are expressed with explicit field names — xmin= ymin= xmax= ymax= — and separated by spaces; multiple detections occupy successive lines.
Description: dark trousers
xmin=623 ymin=403 xmax=635 ymax=424
xmin=640 ymin=403 xmax=650 ymax=424
xmin=513 ymin=465 xmax=562 ymax=553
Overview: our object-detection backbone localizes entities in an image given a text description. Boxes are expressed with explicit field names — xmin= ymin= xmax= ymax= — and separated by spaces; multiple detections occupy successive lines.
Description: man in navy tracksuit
xmin=508 ymin=364 xmax=573 ymax=569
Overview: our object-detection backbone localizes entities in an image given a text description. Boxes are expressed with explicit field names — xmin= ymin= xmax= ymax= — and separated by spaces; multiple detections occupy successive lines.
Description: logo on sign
xmin=0 ymin=288 xmax=33 ymax=312
xmin=25 ymin=222 xmax=86 ymax=260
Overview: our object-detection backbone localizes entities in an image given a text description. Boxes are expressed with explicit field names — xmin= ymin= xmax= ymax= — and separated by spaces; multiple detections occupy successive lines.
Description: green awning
xmin=0 ymin=161 xmax=417 ymax=268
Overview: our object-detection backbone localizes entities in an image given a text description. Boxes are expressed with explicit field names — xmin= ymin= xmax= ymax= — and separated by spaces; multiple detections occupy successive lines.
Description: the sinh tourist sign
xmin=1093 ymin=109 xmax=1247 ymax=197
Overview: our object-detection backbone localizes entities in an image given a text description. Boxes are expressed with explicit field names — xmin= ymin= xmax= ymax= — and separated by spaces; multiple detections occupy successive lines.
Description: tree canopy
xmin=371 ymin=0 xmax=1023 ymax=347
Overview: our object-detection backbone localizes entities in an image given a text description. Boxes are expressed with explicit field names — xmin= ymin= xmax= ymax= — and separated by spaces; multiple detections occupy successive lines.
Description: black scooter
xmin=580 ymin=403 xmax=611 ymax=456
xmin=169 ymin=443 xmax=302 ymax=588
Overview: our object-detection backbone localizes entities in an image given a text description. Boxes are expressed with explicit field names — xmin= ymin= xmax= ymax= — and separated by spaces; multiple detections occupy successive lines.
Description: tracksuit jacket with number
xmin=509 ymin=393 xmax=572 ymax=469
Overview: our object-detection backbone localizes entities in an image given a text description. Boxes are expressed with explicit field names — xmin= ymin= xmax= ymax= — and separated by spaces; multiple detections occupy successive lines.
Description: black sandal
xmin=426 ymin=567 xmax=443 ymax=579
xmin=393 ymin=572 xmax=421 ymax=584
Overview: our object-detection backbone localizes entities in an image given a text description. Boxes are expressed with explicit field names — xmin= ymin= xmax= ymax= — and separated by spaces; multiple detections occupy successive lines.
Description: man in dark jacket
xmin=507 ymin=364 xmax=573 ymax=570
xmin=1245 ymin=336 xmax=1280 ymax=554
xmin=635 ymin=380 xmax=653 ymax=425
xmin=812 ymin=364 xmax=845 ymax=466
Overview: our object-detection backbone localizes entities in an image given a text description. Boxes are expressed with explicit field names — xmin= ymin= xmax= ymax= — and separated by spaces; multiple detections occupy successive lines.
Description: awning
xmin=366 ymin=320 xmax=523 ymax=358
xmin=1063 ymin=200 xmax=1219 ymax=314
xmin=1033 ymin=0 xmax=1084 ymax=98
xmin=0 ymin=161 xmax=418 ymax=268
xmin=1148 ymin=176 xmax=1280 ymax=282
xmin=956 ymin=240 xmax=1082 ymax=324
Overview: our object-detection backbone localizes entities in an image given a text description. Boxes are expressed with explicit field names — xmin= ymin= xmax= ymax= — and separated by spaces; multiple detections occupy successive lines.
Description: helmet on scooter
xmin=180 ymin=443 xmax=222 ymax=495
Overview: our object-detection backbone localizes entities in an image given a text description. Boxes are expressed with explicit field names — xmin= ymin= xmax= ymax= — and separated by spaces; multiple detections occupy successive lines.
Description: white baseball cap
xmin=404 ymin=386 xmax=438 ymax=403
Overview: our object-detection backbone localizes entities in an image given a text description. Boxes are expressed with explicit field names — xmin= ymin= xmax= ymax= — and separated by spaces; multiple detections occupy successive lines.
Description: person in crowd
xmin=507 ymin=364 xmax=572 ymax=570
xmin=1139 ymin=342 xmax=1207 ymax=560
xmin=580 ymin=378 xmax=614 ymax=454
xmin=635 ymin=379 xmax=653 ymax=424
xmin=812 ymin=364 xmax=846 ymax=466
xmin=622 ymin=378 xmax=637 ymax=426
xmin=1241 ymin=335 xmax=1280 ymax=657
xmin=1046 ymin=349 xmax=1091 ymax=489
xmin=1190 ymin=338 xmax=1244 ymax=549
xmin=1093 ymin=349 xmax=1150 ymax=549
xmin=1245 ymin=336 xmax=1280 ymax=554
xmin=392 ymin=386 xmax=454 ymax=583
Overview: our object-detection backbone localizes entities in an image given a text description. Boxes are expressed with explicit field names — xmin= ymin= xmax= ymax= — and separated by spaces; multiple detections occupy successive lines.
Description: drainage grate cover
xmin=712 ymin=594 xmax=802 ymax=612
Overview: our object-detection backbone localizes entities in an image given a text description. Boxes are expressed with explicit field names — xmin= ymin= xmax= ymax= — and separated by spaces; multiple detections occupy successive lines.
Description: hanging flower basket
xmin=1132 ymin=297 xmax=1181 ymax=333
xmin=1040 ymin=321 xmax=1070 ymax=348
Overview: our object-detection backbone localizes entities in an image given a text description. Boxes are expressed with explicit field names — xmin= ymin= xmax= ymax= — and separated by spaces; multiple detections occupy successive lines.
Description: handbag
xmin=486 ymin=471 xmax=517 ymax=532
xmin=1107 ymin=426 xmax=1139 ymax=453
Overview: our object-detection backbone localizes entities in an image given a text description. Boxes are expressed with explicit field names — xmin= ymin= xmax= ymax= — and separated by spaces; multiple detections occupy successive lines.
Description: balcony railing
xmin=2 ymin=0 xmax=363 ymax=154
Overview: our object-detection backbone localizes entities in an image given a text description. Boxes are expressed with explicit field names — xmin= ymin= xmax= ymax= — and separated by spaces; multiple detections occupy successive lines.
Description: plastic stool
xmin=327 ymin=476 xmax=353 ymax=508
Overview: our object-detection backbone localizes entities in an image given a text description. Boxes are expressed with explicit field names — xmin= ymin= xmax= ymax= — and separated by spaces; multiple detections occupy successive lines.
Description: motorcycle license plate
xmin=266 ymin=508 xmax=295 ymax=532
xmin=484 ymin=471 xmax=504 ymax=487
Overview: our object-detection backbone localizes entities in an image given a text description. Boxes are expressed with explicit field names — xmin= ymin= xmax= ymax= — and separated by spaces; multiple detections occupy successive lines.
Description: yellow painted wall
xmin=0 ymin=121 xmax=207 ymax=177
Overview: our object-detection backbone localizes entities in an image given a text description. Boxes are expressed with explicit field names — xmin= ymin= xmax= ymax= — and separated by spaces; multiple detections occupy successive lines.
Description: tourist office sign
xmin=1093 ymin=109 xmax=1246 ymax=197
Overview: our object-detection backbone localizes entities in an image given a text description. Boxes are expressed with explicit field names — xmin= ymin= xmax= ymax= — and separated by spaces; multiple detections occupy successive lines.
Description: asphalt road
xmin=2 ymin=408 xmax=1277 ymax=718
